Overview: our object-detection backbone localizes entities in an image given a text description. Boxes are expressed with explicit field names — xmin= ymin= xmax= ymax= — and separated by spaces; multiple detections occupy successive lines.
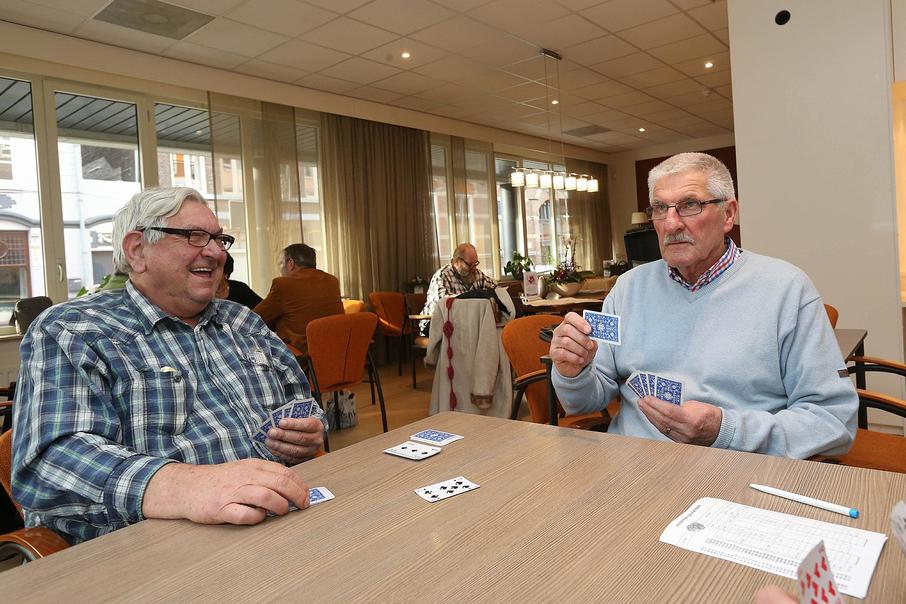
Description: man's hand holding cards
xmin=254 ymin=398 xmax=324 ymax=463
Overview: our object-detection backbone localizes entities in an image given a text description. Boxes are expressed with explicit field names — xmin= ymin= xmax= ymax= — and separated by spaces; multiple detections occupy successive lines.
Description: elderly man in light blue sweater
xmin=550 ymin=152 xmax=857 ymax=459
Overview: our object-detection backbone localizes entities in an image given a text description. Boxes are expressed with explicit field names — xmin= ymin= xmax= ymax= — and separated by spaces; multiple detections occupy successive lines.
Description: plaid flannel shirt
xmin=420 ymin=264 xmax=498 ymax=332
xmin=12 ymin=281 xmax=324 ymax=543
xmin=668 ymin=237 xmax=742 ymax=292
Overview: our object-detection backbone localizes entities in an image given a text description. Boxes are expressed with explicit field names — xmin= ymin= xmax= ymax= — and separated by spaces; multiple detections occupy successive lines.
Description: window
xmin=459 ymin=147 xmax=495 ymax=270
xmin=296 ymin=121 xmax=324 ymax=265
xmin=0 ymin=77 xmax=44 ymax=329
xmin=56 ymin=90 xmax=141 ymax=297
xmin=431 ymin=144 xmax=452 ymax=261
xmin=0 ymin=142 xmax=12 ymax=180
xmin=495 ymin=157 xmax=523 ymax=270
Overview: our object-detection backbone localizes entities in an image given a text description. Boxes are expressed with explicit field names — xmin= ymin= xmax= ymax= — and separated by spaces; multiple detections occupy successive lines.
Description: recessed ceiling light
xmin=551 ymin=99 xmax=559 ymax=105
xmin=638 ymin=127 xmax=646 ymax=132
xmin=401 ymin=51 xmax=411 ymax=59
xmin=704 ymin=61 xmax=714 ymax=69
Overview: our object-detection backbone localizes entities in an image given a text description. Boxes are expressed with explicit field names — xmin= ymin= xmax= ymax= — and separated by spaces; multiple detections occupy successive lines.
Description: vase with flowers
xmin=544 ymin=237 xmax=583 ymax=296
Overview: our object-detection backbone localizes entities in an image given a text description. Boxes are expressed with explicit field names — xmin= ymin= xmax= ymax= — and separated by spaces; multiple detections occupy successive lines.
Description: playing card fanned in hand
xmin=583 ymin=310 xmax=621 ymax=345
xmin=626 ymin=372 xmax=683 ymax=404
xmin=253 ymin=397 xmax=316 ymax=443
xmin=797 ymin=540 xmax=844 ymax=604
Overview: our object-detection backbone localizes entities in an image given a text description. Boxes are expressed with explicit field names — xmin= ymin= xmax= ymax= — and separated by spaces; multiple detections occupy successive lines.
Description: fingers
xmin=231 ymin=460 xmax=311 ymax=511
xmin=268 ymin=417 xmax=324 ymax=463
xmin=638 ymin=396 xmax=687 ymax=442
xmin=550 ymin=313 xmax=598 ymax=374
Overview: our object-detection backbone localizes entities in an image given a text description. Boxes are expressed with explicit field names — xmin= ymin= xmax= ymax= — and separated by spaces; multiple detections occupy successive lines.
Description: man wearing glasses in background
xmin=420 ymin=242 xmax=498 ymax=335
xmin=13 ymin=187 xmax=326 ymax=544
xmin=549 ymin=153 xmax=856 ymax=458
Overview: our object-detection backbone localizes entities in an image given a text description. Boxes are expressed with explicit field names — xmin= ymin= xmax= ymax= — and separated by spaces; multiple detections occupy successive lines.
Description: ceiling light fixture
xmin=638 ymin=127 xmax=646 ymax=132
xmin=401 ymin=51 xmax=411 ymax=59
xmin=510 ymin=48 xmax=598 ymax=194
xmin=704 ymin=61 xmax=714 ymax=68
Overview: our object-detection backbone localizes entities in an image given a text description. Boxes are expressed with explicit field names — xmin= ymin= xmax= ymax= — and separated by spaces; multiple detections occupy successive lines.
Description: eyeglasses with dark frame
xmin=137 ymin=226 xmax=235 ymax=250
xmin=457 ymin=256 xmax=480 ymax=269
xmin=646 ymin=198 xmax=724 ymax=221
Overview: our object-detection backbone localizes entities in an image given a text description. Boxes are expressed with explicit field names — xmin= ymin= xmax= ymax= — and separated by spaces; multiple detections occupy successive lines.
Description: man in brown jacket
xmin=254 ymin=243 xmax=344 ymax=355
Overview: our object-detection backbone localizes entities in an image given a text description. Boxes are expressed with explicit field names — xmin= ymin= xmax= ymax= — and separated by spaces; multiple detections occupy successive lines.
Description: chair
xmin=368 ymin=292 xmax=410 ymax=376
xmin=306 ymin=313 xmax=388 ymax=444
xmin=343 ymin=299 xmax=365 ymax=314
xmin=404 ymin=292 xmax=428 ymax=389
xmin=0 ymin=430 xmax=70 ymax=563
xmin=813 ymin=355 xmax=906 ymax=473
xmin=824 ymin=304 xmax=839 ymax=328
xmin=11 ymin=296 xmax=52 ymax=335
xmin=501 ymin=314 xmax=611 ymax=430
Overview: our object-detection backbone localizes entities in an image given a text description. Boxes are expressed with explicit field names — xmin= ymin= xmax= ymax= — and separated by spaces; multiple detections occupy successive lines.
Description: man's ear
xmin=122 ymin=231 xmax=147 ymax=274
xmin=722 ymin=199 xmax=739 ymax=233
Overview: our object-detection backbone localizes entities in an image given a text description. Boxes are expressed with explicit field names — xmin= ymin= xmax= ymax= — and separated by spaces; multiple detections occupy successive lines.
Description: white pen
xmin=750 ymin=483 xmax=859 ymax=518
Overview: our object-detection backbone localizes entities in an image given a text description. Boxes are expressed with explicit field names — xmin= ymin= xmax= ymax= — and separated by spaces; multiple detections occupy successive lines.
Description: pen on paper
xmin=749 ymin=483 xmax=859 ymax=519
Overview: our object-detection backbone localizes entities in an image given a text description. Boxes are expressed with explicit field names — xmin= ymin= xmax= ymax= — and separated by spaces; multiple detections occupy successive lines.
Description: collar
xmin=125 ymin=279 xmax=221 ymax=334
xmin=668 ymin=237 xmax=741 ymax=292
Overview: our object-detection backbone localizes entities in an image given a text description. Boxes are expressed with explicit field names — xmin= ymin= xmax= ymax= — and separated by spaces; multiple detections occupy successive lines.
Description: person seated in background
xmin=253 ymin=243 xmax=344 ymax=356
xmin=420 ymin=242 xmax=498 ymax=334
xmin=12 ymin=187 xmax=326 ymax=544
xmin=216 ymin=252 xmax=262 ymax=309
xmin=549 ymin=152 xmax=856 ymax=459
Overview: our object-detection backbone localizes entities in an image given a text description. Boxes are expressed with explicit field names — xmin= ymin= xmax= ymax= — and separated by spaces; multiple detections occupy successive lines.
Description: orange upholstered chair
xmin=824 ymin=304 xmax=839 ymax=328
xmin=343 ymin=299 xmax=365 ymax=314
xmin=0 ymin=430 xmax=70 ymax=562
xmin=501 ymin=314 xmax=611 ymax=430
xmin=306 ymin=312 xmax=388 ymax=441
xmin=368 ymin=291 xmax=410 ymax=376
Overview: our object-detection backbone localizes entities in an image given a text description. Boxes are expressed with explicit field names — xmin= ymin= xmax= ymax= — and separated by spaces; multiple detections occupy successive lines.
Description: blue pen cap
xmin=849 ymin=509 xmax=859 ymax=519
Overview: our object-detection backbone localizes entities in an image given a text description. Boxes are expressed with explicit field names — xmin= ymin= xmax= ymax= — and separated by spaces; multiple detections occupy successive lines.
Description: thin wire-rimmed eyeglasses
xmin=646 ymin=198 xmax=723 ymax=220
xmin=137 ymin=226 xmax=235 ymax=250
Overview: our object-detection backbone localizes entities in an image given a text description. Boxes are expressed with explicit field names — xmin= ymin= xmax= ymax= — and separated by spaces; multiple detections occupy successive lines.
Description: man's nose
xmin=661 ymin=207 xmax=684 ymax=231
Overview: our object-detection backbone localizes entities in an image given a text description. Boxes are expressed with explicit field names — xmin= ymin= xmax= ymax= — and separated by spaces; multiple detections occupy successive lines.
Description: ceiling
xmin=0 ymin=0 xmax=732 ymax=153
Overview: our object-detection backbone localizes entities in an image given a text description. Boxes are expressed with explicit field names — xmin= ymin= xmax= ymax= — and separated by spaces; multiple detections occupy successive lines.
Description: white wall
xmin=729 ymin=2 xmax=903 ymax=405
xmin=606 ymin=133 xmax=735 ymax=259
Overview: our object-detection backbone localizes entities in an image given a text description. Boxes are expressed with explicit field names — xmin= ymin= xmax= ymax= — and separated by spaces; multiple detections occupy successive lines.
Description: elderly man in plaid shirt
xmin=419 ymin=242 xmax=498 ymax=335
xmin=12 ymin=187 xmax=326 ymax=543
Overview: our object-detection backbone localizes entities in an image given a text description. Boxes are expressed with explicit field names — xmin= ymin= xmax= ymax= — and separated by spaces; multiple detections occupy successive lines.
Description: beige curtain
xmin=320 ymin=114 xmax=435 ymax=300
xmin=566 ymin=159 xmax=611 ymax=273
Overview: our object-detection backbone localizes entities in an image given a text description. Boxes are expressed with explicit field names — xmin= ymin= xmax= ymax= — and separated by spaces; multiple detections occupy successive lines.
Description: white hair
xmin=647 ymin=152 xmax=736 ymax=204
xmin=112 ymin=187 xmax=206 ymax=274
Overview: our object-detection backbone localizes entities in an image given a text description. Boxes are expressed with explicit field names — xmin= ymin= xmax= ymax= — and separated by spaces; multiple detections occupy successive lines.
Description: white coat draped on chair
xmin=425 ymin=288 xmax=515 ymax=418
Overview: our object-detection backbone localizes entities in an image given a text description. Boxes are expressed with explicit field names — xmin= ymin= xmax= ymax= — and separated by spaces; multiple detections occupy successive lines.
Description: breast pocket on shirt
xmin=235 ymin=344 xmax=286 ymax=410
xmin=123 ymin=366 xmax=191 ymax=441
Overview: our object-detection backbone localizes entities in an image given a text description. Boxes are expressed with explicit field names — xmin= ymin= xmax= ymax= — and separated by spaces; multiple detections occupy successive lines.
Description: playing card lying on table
xmin=627 ymin=372 xmax=684 ymax=404
xmin=254 ymin=398 xmax=315 ymax=443
xmin=410 ymin=429 xmax=464 ymax=446
xmin=797 ymin=540 xmax=844 ymax=604
xmin=385 ymin=441 xmax=442 ymax=461
xmin=583 ymin=310 xmax=621 ymax=345
xmin=415 ymin=476 xmax=479 ymax=502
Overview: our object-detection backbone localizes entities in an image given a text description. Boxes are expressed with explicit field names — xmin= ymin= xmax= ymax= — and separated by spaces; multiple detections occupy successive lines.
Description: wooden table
xmin=2 ymin=413 xmax=903 ymax=602
xmin=522 ymin=294 xmax=605 ymax=316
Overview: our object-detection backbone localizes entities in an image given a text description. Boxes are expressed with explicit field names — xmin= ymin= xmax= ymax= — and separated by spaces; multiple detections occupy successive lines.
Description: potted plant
xmin=544 ymin=260 xmax=583 ymax=296
xmin=504 ymin=251 xmax=534 ymax=281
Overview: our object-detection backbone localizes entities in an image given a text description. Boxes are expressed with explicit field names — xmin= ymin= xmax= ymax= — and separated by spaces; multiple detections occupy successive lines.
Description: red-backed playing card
xmin=797 ymin=540 xmax=844 ymax=604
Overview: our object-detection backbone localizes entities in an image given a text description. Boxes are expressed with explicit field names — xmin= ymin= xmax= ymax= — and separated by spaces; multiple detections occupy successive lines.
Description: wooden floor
xmin=327 ymin=359 xmax=435 ymax=451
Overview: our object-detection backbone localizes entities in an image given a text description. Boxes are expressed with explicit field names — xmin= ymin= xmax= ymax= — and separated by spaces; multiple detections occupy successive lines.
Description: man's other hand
xmin=143 ymin=459 xmax=310 ymax=524
xmin=638 ymin=397 xmax=723 ymax=446
xmin=266 ymin=416 xmax=324 ymax=464
xmin=549 ymin=311 xmax=598 ymax=378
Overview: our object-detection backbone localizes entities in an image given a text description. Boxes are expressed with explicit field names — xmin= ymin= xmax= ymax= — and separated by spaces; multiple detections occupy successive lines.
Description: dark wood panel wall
xmin=634 ymin=146 xmax=740 ymax=246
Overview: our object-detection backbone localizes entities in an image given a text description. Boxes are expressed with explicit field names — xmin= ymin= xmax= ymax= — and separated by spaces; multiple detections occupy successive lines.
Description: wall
xmin=605 ymin=133 xmax=735 ymax=259
xmin=729 ymin=2 xmax=904 ymax=418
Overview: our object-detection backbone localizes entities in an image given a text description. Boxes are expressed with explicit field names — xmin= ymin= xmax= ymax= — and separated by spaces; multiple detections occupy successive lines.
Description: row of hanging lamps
xmin=509 ymin=48 xmax=599 ymax=194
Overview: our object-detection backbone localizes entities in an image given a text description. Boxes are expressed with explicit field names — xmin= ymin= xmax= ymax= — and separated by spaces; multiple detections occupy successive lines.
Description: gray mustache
xmin=664 ymin=233 xmax=695 ymax=245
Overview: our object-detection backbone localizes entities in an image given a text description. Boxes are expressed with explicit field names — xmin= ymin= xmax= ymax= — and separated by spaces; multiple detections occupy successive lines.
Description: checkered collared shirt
xmin=668 ymin=237 xmax=742 ymax=292
xmin=420 ymin=263 xmax=498 ymax=330
xmin=12 ymin=281 xmax=324 ymax=543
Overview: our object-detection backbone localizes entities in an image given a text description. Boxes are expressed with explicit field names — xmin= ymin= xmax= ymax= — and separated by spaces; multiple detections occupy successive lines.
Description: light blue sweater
xmin=552 ymin=252 xmax=857 ymax=458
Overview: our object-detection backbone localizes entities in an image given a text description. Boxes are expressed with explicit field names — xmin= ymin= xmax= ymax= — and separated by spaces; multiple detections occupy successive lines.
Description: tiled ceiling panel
xmin=0 ymin=0 xmax=733 ymax=152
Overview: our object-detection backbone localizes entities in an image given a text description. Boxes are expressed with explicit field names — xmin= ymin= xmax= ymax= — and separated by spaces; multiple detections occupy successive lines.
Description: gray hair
xmin=451 ymin=242 xmax=476 ymax=263
xmin=647 ymin=152 xmax=736 ymax=204
xmin=112 ymin=187 xmax=206 ymax=274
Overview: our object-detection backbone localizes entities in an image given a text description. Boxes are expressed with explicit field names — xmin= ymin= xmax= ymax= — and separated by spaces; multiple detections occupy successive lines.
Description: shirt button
xmin=174 ymin=376 xmax=182 ymax=383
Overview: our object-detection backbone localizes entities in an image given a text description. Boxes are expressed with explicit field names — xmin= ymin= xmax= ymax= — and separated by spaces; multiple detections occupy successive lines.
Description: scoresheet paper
xmin=660 ymin=498 xmax=887 ymax=599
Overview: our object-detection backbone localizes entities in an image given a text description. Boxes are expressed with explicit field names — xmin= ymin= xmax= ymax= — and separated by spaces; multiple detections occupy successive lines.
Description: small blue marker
xmin=750 ymin=484 xmax=859 ymax=519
